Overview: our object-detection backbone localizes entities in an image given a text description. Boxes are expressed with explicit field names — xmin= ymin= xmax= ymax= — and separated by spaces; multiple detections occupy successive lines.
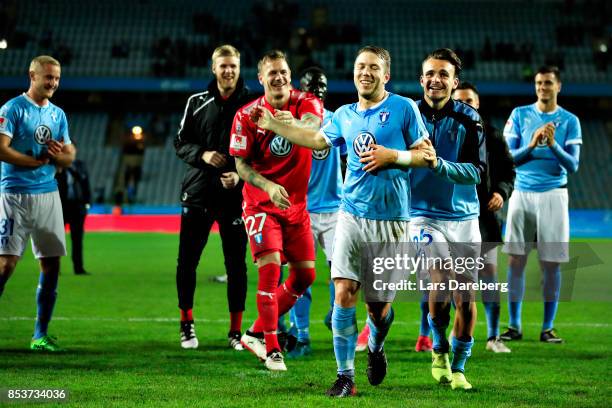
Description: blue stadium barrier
xmin=569 ymin=209 xmax=612 ymax=238
xmin=89 ymin=205 xmax=611 ymax=238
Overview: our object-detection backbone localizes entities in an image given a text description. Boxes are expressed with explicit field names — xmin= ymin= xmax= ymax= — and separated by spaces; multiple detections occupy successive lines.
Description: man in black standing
xmin=452 ymin=81 xmax=515 ymax=353
xmin=57 ymin=157 xmax=91 ymax=275
xmin=174 ymin=44 xmax=251 ymax=351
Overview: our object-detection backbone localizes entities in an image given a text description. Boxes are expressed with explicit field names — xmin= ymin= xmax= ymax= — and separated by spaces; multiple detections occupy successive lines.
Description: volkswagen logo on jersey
xmin=34 ymin=125 xmax=52 ymax=145
xmin=312 ymin=148 xmax=330 ymax=160
xmin=270 ymin=134 xmax=293 ymax=157
xmin=353 ymin=132 xmax=376 ymax=155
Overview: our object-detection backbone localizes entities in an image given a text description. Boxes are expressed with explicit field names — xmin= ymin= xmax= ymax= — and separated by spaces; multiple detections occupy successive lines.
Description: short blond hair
xmin=211 ymin=45 xmax=240 ymax=64
xmin=257 ymin=50 xmax=287 ymax=73
xmin=29 ymin=55 xmax=60 ymax=73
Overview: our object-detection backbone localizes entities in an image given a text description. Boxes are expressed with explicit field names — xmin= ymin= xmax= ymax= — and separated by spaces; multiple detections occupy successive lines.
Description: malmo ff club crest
xmin=312 ymin=148 xmax=330 ymax=160
xmin=269 ymin=134 xmax=293 ymax=157
xmin=353 ymin=132 xmax=376 ymax=155
xmin=34 ymin=125 xmax=52 ymax=145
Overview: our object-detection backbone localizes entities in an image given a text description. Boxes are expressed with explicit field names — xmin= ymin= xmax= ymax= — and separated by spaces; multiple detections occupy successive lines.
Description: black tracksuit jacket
xmin=174 ymin=78 xmax=253 ymax=210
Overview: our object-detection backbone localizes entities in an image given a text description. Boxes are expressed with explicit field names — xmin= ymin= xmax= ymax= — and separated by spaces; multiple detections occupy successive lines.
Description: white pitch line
xmin=0 ymin=316 xmax=610 ymax=328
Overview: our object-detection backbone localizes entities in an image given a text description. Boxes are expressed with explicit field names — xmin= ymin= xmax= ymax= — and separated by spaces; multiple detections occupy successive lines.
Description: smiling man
xmin=174 ymin=44 xmax=252 ymax=352
xmin=411 ymin=48 xmax=487 ymax=391
xmin=230 ymin=50 xmax=324 ymax=372
xmin=0 ymin=55 xmax=76 ymax=352
xmin=501 ymin=66 xmax=582 ymax=345
xmin=249 ymin=45 xmax=434 ymax=397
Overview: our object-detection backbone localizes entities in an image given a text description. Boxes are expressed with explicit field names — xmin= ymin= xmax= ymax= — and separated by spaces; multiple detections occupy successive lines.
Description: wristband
xmin=395 ymin=150 xmax=412 ymax=166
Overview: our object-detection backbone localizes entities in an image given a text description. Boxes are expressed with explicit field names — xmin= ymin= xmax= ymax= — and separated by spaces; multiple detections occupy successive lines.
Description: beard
xmin=426 ymin=89 xmax=450 ymax=104
xmin=358 ymin=85 xmax=380 ymax=100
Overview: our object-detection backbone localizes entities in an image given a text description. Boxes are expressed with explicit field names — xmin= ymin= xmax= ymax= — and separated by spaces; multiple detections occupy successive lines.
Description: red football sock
xmin=277 ymin=267 xmax=316 ymax=316
xmin=230 ymin=311 xmax=243 ymax=333
xmin=180 ymin=308 xmax=193 ymax=322
xmin=252 ymin=263 xmax=281 ymax=353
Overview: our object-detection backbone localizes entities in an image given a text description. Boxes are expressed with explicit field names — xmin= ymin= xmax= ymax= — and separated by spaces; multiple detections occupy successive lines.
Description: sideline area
xmin=83 ymin=206 xmax=612 ymax=237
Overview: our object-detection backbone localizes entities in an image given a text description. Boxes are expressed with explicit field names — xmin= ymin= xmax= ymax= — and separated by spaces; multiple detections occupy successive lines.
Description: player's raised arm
xmin=273 ymin=110 xmax=322 ymax=131
xmin=252 ymin=106 xmax=329 ymax=151
xmin=503 ymin=109 xmax=544 ymax=165
xmin=235 ymin=156 xmax=291 ymax=210
xmin=545 ymin=118 xmax=581 ymax=174
xmin=548 ymin=141 xmax=580 ymax=174
xmin=359 ymin=140 xmax=435 ymax=172
xmin=426 ymin=116 xmax=485 ymax=185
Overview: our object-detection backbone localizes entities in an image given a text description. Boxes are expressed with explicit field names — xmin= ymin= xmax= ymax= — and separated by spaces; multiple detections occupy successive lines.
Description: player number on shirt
xmin=243 ymin=213 xmax=267 ymax=237
xmin=0 ymin=218 xmax=14 ymax=236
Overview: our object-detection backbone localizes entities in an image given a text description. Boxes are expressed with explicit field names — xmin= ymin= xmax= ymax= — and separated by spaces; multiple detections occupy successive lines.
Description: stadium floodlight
xmin=0 ymin=39 xmax=7 ymax=49
xmin=131 ymin=125 xmax=144 ymax=140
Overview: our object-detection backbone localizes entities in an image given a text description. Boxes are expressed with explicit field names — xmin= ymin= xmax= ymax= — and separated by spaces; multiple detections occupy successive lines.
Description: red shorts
xmin=242 ymin=202 xmax=315 ymax=263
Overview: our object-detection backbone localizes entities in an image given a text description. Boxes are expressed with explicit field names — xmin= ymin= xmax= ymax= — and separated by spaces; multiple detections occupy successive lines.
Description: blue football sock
xmin=34 ymin=271 xmax=59 ymax=339
xmin=542 ymin=263 xmax=561 ymax=331
xmin=419 ymin=292 xmax=431 ymax=336
xmin=507 ymin=264 xmax=526 ymax=331
xmin=290 ymin=287 xmax=312 ymax=343
xmin=451 ymin=336 xmax=474 ymax=373
xmin=0 ymin=274 xmax=7 ymax=297
xmin=367 ymin=307 xmax=394 ymax=352
xmin=427 ymin=313 xmax=450 ymax=353
xmin=332 ymin=303 xmax=357 ymax=379
xmin=323 ymin=279 xmax=335 ymax=330
xmin=483 ymin=302 xmax=500 ymax=340
xmin=481 ymin=273 xmax=500 ymax=339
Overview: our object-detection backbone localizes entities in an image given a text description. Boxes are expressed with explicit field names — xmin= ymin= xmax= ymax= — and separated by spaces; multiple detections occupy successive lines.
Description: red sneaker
xmin=415 ymin=335 xmax=433 ymax=352
xmin=355 ymin=324 xmax=370 ymax=352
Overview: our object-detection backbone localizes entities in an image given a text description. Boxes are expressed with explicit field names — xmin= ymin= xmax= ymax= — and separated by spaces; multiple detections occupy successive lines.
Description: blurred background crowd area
xmin=0 ymin=0 xmax=610 ymax=210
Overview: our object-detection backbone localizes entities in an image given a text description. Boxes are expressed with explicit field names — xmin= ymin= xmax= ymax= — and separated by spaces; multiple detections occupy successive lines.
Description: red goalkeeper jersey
xmin=229 ymin=89 xmax=323 ymax=209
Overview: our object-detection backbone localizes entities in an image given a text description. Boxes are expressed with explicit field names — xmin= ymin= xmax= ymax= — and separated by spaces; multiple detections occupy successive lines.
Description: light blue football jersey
xmin=0 ymin=93 xmax=71 ymax=193
xmin=504 ymin=103 xmax=581 ymax=192
xmin=321 ymin=93 xmax=428 ymax=221
xmin=411 ymin=99 xmax=486 ymax=221
xmin=308 ymin=108 xmax=346 ymax=213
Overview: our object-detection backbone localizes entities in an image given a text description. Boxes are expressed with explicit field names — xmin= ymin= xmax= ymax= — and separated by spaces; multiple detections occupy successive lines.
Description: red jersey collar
xmin=261 ymin=89 xmax=297 ymax=112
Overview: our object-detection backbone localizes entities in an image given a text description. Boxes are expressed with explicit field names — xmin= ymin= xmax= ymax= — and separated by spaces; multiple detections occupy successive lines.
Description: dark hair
xmin=456 ymin=80 xmax=479 ymax=95
xmin=356 ymin=45 xmax=391 ymax=73
xmin=423 ymin=48 xmax=462 ymax=78
xmin=299 ymin=66 xmax=325 ymax=80
xmin=536 ymin=65 xmax=561 ymax=81
xmin=257 ymin=49 xmax=287 ymax=73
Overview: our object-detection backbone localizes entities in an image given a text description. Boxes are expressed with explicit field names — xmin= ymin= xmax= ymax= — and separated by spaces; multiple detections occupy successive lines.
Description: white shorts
xmin=309 ymin=211 xmax=338 ymax=263
xmin=481 ymin=245 xmax=498 ymax=266
xmin=409 ymin=217 xmax=481 ymax=283
xmin=0 ymin=191 xmax=66 ymax=258
xmin=502 ymin=189 xmax=569 ymax=262
xmin=331 ymin=210 xmax=410 ymax=283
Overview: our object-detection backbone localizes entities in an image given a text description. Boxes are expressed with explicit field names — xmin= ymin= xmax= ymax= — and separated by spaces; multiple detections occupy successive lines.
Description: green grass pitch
xmin=1 ymin=233 xmax=611 ymax=407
